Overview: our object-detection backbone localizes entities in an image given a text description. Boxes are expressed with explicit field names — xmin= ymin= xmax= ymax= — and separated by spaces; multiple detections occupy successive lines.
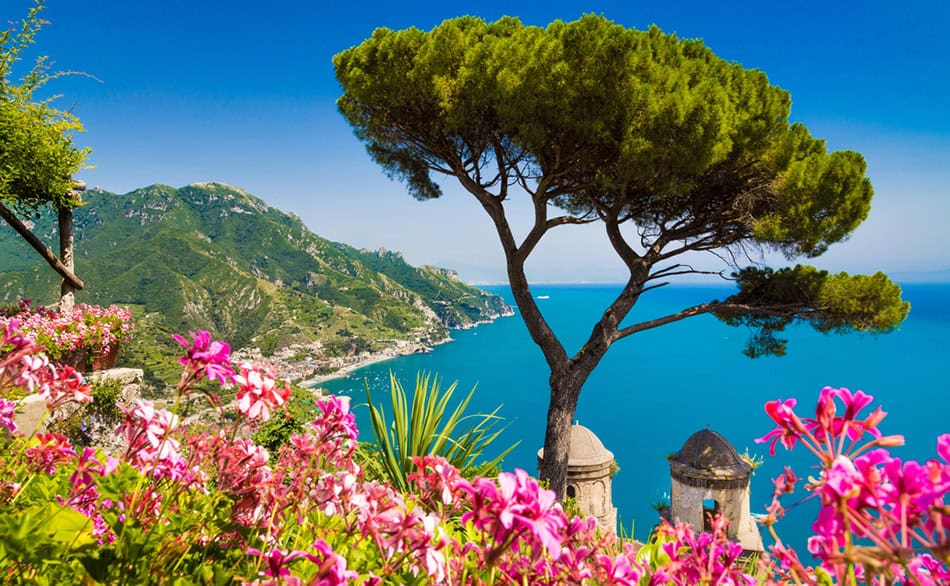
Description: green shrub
xmin=50 ymin=378 xmax=124 ymax=446
xmin=252 ymin=385 xmax=318 ymax=452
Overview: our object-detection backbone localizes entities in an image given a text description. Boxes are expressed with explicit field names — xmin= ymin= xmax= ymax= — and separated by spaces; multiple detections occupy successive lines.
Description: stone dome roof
xmin=669 ymin=428 xmax=751 ymax=488
xmin=537 ymin=423 xmax=614 ymax=468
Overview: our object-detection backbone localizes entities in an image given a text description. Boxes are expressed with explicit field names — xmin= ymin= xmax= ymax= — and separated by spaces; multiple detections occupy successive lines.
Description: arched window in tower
xmin=703 ymin=498 xmax=721 ymax=531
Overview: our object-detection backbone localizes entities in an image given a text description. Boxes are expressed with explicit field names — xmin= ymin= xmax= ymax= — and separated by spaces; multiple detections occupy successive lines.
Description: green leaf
xmin=360 ymin=370 xmax=518 ymax=490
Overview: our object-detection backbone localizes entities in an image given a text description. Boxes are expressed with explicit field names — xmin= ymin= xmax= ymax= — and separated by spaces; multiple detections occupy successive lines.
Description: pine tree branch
xmin=615 ymin=301 xmax=808 ymax=340
xmin=0 ymin=200 xmax=84 ymax=289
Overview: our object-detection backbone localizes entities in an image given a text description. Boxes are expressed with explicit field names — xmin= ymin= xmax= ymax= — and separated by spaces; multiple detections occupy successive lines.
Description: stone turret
xmin=539 ymin=423 xmax=617 ymax=533
xmin=668 ymin=428 xmax=763 ymax=551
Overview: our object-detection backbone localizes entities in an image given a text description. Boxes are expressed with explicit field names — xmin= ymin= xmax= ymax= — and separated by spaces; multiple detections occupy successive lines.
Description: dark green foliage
xmin=0 ymin=97 xmax=86 ymax=213
xmin=253 ymin=386 xmax=318 ymax=452
xmin=335 ymin=16 xmax=873 ymax=259
xmin=334 ymin=15 xmax=903 ymax=338
xmin=717 ymin=266 xmax=911 ymax=357
xmin=118 ymin=306 xmax=185 ymax=393
xmin=352 ymin=250 xmax=508 ymax=327
xmin=88 ymin=378 xmax=123 ymax=418
xmin=0 ymin=183 xmax=510 ymax=387
xmin=353 ymin=442 xmax=390 ymax=484
xmin=323 ymin=334 xmax=372 ymax=357
xmin=49 ymin=377 xmax=125 ymax=446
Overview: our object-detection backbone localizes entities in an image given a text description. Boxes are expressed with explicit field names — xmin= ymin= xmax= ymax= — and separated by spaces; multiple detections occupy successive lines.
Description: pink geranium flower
xmin=756 ymin=398 xmax=803 ymax=455
xmin=458 ymin=468 xmax=567 ymax=561
xmin=761 ymin=386 xmax=950 ymax=584
xmin=233 ymin=363 xmax=290 ymax=422
xmin=0 ymin=398 xmax=17 ymax=434
xmin=408 ymin=455 xmax=464 ymax=507
xmin=823 ymin=455 xmax=864 ymax=500
xmin=25 ymin=432 xmax=76 ymax=473
xmin=594 ymin=552 xmax=643 ymax=585
xmin=312 ymin=395 xmax=358 ymax=444
xmin=40 ymin=364 xmax=92 ymax=410
xmin=173 ymin=330 xmax=235 ymax=385
xmin=310 ymin=539 xmax=358 ymax=585
xmin=245 ymin=546 xmax=315 ymax=579
xmin=2 ymin=303 xmax=134 ymax=363
xmin=937 ymin=434 xmax=950 ymax=464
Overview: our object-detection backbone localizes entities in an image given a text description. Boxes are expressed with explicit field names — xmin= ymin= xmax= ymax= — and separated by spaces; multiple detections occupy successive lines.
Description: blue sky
xmin=8 ymin=0 xmax=950 ymax=282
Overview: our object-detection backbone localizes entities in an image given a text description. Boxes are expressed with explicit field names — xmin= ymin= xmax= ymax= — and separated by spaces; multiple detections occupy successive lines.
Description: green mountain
xmin=0 ymin=182 xmax=510 ymax=385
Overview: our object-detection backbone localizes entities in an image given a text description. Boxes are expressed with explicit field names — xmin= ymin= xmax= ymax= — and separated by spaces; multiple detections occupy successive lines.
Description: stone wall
xmin=669 ymin=477 xmax=763 ymax=551
xmin=12 ymin=394 xmax=46 ymax=437
xmin=568 ymin=469 xmax=617 ymax=533
xmin=14 ymin=367 xmax=143 ymax=456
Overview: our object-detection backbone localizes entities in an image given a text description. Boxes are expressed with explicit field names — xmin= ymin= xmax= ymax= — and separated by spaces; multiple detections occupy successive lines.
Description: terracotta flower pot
xmin=91 ymin=344 xmax=119 ymax=371
xmin=56 ymin=344 xmax=119 ymax=372
xmin=58 ymin=348 xmax=90 ymax=372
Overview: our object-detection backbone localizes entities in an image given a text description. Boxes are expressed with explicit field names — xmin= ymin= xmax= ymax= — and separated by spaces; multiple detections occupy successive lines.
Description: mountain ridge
xmin=0 ymin=182 xmax=511 ymax=386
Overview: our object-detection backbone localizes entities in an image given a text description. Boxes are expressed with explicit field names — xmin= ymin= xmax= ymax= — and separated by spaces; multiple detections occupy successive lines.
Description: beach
xmin=298 ymin=337 xmax=450 ymax=388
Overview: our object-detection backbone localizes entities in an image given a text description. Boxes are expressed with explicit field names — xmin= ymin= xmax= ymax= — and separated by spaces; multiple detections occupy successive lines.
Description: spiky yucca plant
xmin=363 ymin=371 xmax=517 ymax=492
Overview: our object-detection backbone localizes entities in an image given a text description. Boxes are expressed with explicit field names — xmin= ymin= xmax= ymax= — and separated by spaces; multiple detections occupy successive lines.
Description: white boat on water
xmin=537 ymin=295 xmax=551 ymax=299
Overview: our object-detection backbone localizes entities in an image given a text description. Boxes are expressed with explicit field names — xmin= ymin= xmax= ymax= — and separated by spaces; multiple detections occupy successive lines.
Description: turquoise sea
xmin=322 ymin=283 xmax=949 ymax=550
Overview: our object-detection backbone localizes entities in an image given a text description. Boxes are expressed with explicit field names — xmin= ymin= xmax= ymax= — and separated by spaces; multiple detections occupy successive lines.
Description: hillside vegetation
xmin=0 ymin=182 xmax=509 ymax=386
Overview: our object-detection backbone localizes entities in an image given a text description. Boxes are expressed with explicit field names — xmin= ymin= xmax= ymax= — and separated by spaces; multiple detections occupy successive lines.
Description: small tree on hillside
xmin=0 ymin=0 xmax=88 ymax=310
xmin=334 ymin=15 xmax=910 ymax=497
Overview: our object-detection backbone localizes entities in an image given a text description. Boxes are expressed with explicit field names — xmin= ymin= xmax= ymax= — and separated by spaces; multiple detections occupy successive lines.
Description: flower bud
xmin=875 ymin=434 xmax=905 ymax=448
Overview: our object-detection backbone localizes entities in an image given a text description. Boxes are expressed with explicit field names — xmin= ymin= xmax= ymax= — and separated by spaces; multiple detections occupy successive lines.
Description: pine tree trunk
xmin=58 ymin=206 xmax=75 ymax=313
xmin=538 ymin=373 xmax=583 ymax=498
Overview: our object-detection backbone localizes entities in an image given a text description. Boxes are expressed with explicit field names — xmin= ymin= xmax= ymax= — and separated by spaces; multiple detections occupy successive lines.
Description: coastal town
xmin=232 ymin=307 xmax=516 ymax=388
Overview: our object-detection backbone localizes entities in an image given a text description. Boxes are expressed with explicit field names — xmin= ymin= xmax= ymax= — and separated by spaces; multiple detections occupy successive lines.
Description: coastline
xmin=298 ymin=336 xmax=452 ymax=388
xmin=299 ymin=307 xmax=516 ymax=389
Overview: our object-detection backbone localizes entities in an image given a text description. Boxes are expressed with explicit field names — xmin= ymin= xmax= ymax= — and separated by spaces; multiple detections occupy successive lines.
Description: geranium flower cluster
xmin=759 ymin=386 xmax=950 ymax=584
xmin=116 ymin=399 xmax=186 ymax=481
xmin=1 ymin=320 xmax=946 ymax=584
xmin=173 ymin=330 xmax=289 ymax=423
xmin=1 ymin=319 xmax=92 ymax=435
xmin=648 ymin=515 xmax=756 ymax=586
xmin=1 ymin=300 xmax=134 ymax=363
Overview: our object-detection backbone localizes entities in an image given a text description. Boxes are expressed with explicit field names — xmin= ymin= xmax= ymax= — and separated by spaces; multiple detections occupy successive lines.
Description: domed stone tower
xmin=668 ymin=428 xmax=763 ymax=551
xmin=538 ymin=423 xmax=617 ymax=533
